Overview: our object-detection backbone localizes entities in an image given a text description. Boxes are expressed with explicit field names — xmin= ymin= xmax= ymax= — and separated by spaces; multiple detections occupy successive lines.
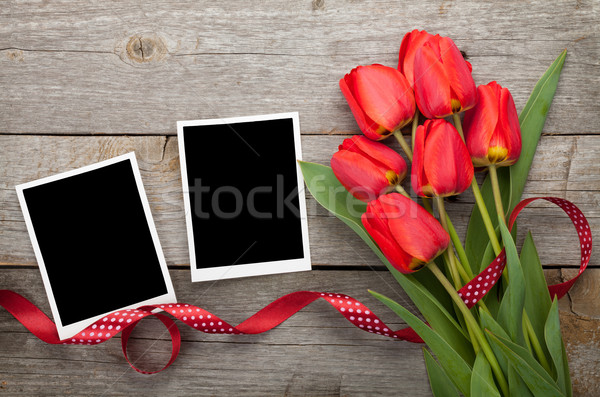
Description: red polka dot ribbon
xmin=0 ymin=289 xmax=423 ymax=374
xmin=0 ymin=197 xmax=591 ymax=373
xmin=457 ymin=197 xmax=591 ymax=308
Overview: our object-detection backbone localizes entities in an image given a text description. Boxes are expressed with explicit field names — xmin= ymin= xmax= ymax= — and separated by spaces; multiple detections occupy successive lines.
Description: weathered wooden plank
xmin=0 ymin=269 xmax=430 ymax=396
xmin=0 ymin=0 xmax=598 ymax=135
xmin=545 ymin=268 xmax=600 ymax=397
xmin=562 ymin=268 xmax=600 ymax=318
xmin=1 ymin=268 xmax=597 ymax=396
xmin=0 ymin=134 xmax=598 ymax=268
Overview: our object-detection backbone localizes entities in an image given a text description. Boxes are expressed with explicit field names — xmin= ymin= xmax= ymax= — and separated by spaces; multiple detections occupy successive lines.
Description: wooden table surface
xmin=1 ymin=1 xmax=599 ymax=395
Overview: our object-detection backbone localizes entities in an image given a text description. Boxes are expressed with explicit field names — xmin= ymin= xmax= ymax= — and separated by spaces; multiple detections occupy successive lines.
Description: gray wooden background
xmin=1 ymin=0 xmax=599 ymax=395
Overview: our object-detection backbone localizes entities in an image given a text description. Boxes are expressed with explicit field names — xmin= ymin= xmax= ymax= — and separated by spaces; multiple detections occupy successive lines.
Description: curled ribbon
xmin=0 ymin=289 xmax=422 ymax=374
xmin=0 ymin=197 xmax=591 ymax=373
xmin=457 ymin=197 xmax=591 ymax=307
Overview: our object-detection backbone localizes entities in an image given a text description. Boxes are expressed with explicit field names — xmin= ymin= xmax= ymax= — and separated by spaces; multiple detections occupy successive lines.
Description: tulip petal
xmin=353 ymin=65 xmax=415 ymax=132
xmin=362 ymin=203 xmax=414 ymax=273
xmin=423 ymin=120 xmax=474 ymax=196
xmin=464 ymin=84 xmax=500 ymax=166
xmin=414 ymin=44 xmax=452 ymax=119
xmin=346 ymin=135 xmax=407 ymax=177
xmin=498 ymin=86 xmax=522 ymax=165
xmin=339 ymin=75 xmax=386 ymax=140
xmin=398 ymin=30 xmax=432 ymax=87
xmin=438 ymin=37 xmax=477 ymax=112
xmin=378 ymin=194 xmax=449 ymax=263
xmin=331 ymin=150 xmax=390 ymax=202
xmin=411 ymin=124 xmax=430 ymax=196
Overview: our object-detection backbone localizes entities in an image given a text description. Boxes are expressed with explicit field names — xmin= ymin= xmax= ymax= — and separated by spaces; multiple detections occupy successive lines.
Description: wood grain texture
xmin=1 ymin=0 xmax=599 ymax=395
xmin=0 ymin=269 xmax=597 ymax=396
xmin=0 ymin=0 xmax=598 ymax=135
xmin=0 ymin=134 xmax=598 ymax=268
xmin=0 ymin=269 xmax=430 ymax=396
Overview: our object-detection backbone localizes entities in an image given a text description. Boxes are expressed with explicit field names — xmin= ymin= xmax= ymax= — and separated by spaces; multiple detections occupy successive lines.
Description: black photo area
xmin=183 ymin=118 xmax=305 ymax=268
xmin=23 ymin=160 xmax=168 ymax=326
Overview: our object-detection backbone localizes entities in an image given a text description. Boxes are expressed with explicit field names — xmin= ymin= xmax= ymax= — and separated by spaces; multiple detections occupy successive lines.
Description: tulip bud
xmin=463 ymin=81 xmax=522 ymax=167
xmin=412 ymin=35 xmax=476 ymax=119
xmin=398 ymin=29 xmax=434 ymax=88
xmin=339 ymin=64 xmax=416 ymax=141
xmin=362 ymin=193 xmax=449 ymax=273
xmin=412 ymin=119 xmax=474 ymax=197
xmin=331 ymin=135 xmax=407 ymax=202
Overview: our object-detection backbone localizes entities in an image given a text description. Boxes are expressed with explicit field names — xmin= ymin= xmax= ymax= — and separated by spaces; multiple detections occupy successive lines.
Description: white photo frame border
xmin=15 ymin=152 xmax=177 ymax=340
xmin=177 ymin=112 xmax=312 ymax=282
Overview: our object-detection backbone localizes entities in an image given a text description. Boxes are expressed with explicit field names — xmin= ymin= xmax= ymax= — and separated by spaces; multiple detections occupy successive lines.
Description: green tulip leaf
xmin=520 ymin=232 xmax=553 ymax=364
xmin=480 ymin=308 xmax=510 ymax=374
xmin=508 ymin=364 xmax=535 ymax=397
xmin=413 ymin=259 xmax=455 ymax=315
xmin=487 ymin=330 xmax=565 ymax=397
xmin=369 ymin=290 xmax=472 ymax=396
xmin=510 ymin=50 xmax=567 ymax=214
xmin=465 ymin=50 xmax=567 ymax=269
xmin=479 ymin=237 xmax=497 ymax=273
xmin=298 ymin=161 xmax=473 ymax=362
xmin=545 ymin=298 xmax=573 ymax=397
xmin=465 ymin=168 xmax=511 ymax=273
xmin=297 ymin=161 xmax=371 ymax=252
xmin=471 ymin=351 xmax=501 ymax=397
xmin=423 ymin=347 xmax=460 ymax=397
xmin=497 ymin=220 xmax=526 ymax=346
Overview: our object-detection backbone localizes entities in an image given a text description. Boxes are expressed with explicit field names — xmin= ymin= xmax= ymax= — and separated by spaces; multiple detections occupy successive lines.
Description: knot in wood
xmin=312 ymin=0 xmax=325 ymax=10
xmin=126 ymin=34 xmax=167 ymax=63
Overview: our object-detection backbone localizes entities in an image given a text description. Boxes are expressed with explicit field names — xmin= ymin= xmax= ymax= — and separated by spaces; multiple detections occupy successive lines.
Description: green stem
xmin=411 ymin=109 xmax=419 ymax=150
xmin=488 ymin=164 xmax=506 ymax=224
xmin=523 ymin=309 xmax=553 ymax=374
xmin=487 ymin=163 xmax=512 ymax=286
xmin=393 ymin=130 xmax=413 ymax=162
xmin=429 ymin=262 xmax=509 ymax=397
xmin=466 ymin=319 xmax=481 ymax=354
xmin=486 ymin=158 xmax=550 ymax=375
xmin=523 ymin=312 xmax=534 ymax=355
xmin=422 ymin=197 xmax=433 ymax=215
xmin=471 ymin=178 xmax=503 ymax=256
xmin=452 ymin=113 xmax=502 ymax=256
xmin=435 ymin=197 xmax=462 ymax=289
xmin=452 ymin=252 xmax=472 ymax=285
xmin=445 ymin=215 xmax=474 ymax=280
xmin=452 ymin=113 xmax=465 ymax=140
xmin=395 ymin=184 xmax=410 ymax=198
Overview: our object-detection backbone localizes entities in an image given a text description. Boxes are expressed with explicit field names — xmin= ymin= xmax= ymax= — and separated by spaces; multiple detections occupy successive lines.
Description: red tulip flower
xmin=412 ymin=35 xmax=476 ymax=119
xmin=340 ymin=64 xmax=416 ymax=141
xmin=412 ymin=119 xmax=474 ymax=197
xmin=398 ymin=29 xmax=434 ymax=88
xmin=331 ymin=135 xmax=407 ymax=202
xmin=463 ymin=81 xmax=522 ymax=167
xmin=362 ymin=193 xmax=449 ymax=273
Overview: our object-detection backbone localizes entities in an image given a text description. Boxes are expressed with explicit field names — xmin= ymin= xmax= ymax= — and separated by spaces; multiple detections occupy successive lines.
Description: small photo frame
xmin=16 ymin=152 xmax=177 ymax=340
xmin=178 ymin=112 xmax=311 ymax=282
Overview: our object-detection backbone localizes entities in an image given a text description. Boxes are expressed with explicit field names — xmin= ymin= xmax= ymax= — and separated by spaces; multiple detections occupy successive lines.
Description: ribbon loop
xmin=121 ymin=312 xmax=181 ymax=374
xmin=457 ymin=196 xmax=591 ymax=308
xmin=0 ymin=196 xmax=590 ymax=373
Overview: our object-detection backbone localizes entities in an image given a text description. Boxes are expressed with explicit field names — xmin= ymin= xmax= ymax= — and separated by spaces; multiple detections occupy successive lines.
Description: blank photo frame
xmin=178 ymin=112 xmax=311 ymax=282
xmin=15 ymin=152 xmax=177 ymax=340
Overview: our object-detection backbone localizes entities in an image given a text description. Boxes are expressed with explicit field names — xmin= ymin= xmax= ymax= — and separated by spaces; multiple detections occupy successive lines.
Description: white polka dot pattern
xmin=58 ymin=291 xmax=421 ymax=346
xmin=2 ymin=196 xmax=590 ymax=374
xmin=458 ymin=251 xmax=506 ymax=309
xmin=317 ymin=293 xmax=404 ymax=338
xmin=59 ymin=196 xmax=591 ymax=346
xmin=46 ymin=197 xmax=592 ymax=371
xmin=457 ymin=197 xmax=591 ymax=309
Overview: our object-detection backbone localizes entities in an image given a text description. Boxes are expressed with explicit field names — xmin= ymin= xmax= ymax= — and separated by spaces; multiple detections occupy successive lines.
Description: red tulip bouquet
xmin=299 ymin=30 xmax=576 ymax=396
